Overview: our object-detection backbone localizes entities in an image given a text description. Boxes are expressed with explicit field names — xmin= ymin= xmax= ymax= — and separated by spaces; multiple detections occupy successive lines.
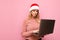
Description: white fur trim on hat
xmin=29 ymin=6 xmax=39 ymax=12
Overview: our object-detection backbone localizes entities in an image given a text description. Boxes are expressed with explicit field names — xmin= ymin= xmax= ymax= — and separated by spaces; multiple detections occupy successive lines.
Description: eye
xmin=36 ymin=10 xmax=39 ymax=12
xmin=31 ymin=10 xmax=39 ymax=13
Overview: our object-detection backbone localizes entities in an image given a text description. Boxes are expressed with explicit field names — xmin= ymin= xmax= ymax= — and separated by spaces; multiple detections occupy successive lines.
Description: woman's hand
xmin=32 ymin=30 xmax=39 ymax=36
xmin=32 ymin=30 xmax=39 ymax=33
xmin=22 ymin=30 xmax=39 ymax=37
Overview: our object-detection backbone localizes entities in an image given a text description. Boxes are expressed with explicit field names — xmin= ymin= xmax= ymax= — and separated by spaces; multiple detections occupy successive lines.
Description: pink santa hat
xmin=29 ymin=3 xmax=39 ymax=12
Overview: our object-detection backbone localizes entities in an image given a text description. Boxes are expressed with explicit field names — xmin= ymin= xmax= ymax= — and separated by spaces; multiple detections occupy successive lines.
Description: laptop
xmin=39 ymin=19 xmax=55 ymax=37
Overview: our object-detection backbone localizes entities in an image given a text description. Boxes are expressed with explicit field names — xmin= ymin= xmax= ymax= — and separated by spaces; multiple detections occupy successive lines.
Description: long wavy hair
xmin=27 ymin=10 xmax=40 ymax=23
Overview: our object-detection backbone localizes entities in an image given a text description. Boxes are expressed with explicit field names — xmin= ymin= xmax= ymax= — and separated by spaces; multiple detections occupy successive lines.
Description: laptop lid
xmin=39 ymin=19 xmax=55 ymax=37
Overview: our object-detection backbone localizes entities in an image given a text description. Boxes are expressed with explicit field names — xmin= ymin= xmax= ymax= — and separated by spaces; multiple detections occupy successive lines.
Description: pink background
xmin=0 ymin=0 xmax=60 ymax=40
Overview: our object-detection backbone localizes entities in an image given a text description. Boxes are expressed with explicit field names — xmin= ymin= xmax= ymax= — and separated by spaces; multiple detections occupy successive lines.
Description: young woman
xmin=21 ymin=3 xmax=43 ymax=40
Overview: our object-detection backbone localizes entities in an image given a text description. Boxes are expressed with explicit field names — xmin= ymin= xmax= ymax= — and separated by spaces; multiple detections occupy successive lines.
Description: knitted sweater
xmin=22 ymin=18 xmax=40 ymax=40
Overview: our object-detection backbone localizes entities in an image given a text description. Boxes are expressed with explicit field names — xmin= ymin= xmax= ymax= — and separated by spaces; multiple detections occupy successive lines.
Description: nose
xmin=35 ymin=11 xmax=37 ymax=13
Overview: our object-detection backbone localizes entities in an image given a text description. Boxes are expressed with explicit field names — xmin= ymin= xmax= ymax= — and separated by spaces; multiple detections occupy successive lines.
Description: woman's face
xmin=31 ymin=9 xmax=39 ymax=17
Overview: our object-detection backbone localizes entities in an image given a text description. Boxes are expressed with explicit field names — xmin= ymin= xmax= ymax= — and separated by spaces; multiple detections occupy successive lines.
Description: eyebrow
xmin=32 ymin=10 xmax=38 ymax=11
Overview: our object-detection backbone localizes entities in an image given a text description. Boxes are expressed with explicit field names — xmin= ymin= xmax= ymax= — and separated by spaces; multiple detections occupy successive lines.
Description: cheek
xmin=32 ymin=11 xmax=35 ymax=14
xmin=31 ymin=12 xmax=34 ymax=15
xmin=34 ymin=12 xmax=38 ymax=15
xmin=31 ymin=13 xmax=34 ymax=16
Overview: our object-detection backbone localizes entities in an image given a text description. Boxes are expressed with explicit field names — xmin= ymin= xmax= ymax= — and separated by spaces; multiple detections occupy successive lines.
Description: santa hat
xmin=29 ymin=3 xmax=39 ymax=12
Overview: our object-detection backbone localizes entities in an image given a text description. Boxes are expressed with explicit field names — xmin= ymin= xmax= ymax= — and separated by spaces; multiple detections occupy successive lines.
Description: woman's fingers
xmin=32 ymin=30 xmax=39 ymax=33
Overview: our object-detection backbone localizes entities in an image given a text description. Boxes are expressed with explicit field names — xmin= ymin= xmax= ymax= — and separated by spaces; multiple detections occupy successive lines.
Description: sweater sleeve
xmin=21 ymin=19 xmax=27 ymax=37
xmin=21 ymin=19 xmax=33 ymax=38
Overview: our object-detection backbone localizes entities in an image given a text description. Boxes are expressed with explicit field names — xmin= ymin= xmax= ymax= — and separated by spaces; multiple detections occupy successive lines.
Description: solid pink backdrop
xmin=0 ymin=0 xmax=60 ymax=40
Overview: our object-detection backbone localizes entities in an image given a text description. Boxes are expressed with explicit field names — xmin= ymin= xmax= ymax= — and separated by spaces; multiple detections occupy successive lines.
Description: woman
xmin=21 ymin=3 xmax=43 ymax=40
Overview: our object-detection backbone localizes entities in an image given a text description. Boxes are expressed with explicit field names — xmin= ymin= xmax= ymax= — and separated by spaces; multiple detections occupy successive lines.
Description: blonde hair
xmin=27 ymin=10 xmax=40 ymax=23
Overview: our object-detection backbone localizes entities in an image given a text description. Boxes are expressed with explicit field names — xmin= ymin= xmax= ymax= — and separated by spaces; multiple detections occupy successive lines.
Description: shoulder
xmin=23 ymin=18 xmax=29 ymax=24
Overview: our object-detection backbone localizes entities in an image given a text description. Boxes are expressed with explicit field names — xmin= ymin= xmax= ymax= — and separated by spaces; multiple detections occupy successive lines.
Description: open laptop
xmin=39 ymin=19 xmax=55 ymax=37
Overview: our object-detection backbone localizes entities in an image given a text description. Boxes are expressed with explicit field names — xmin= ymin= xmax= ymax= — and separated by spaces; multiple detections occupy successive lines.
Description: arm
xmin=22 ymin=31 xmax=33 ymax=37
xmin=21 ymin=19 xmax=33 ymax=37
